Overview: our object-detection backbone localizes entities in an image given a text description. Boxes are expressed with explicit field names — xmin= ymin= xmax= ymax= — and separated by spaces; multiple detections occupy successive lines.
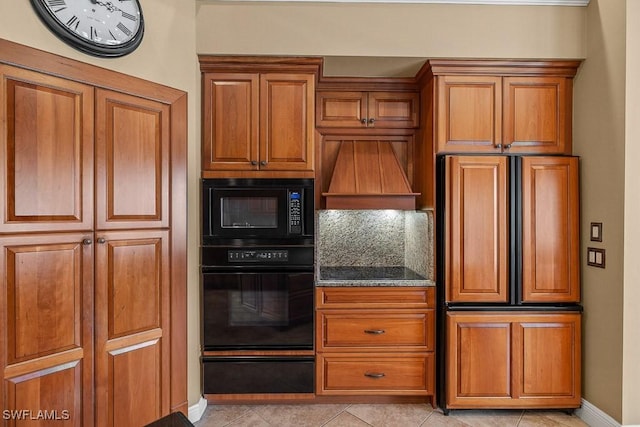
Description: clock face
xmin=31 ymin=0 xmax=144 ymax=57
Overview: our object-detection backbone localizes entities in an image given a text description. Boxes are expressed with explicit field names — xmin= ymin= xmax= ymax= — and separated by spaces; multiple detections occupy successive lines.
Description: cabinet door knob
xmin=97 ymin=238 xmax=106 ymax=244
xmin=364 ymin=329 xmax=385 ymax=335
xmin=496 ymin=143 xmax=503 ymax=149
xmin=82 ymin=238 xmax=93 ymax=245
xmin=260 ymin=160 xmax=267 ymax=166
xmin=251 ymin=160 xmax=258 ymax=166
xmin=504 ymin=144 xmax=512 ymax=150
xmin=360 ymin=118 xmax=367 ymax=125
xmin=368 ymin=118 xmax=376 ymax=125
xmin=364 ymin=372 xmax=386 ymax=379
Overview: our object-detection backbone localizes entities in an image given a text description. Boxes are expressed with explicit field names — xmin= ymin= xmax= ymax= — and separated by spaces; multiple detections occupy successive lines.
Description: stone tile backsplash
xmin=317 ymin=209 xmax=433 ymax=280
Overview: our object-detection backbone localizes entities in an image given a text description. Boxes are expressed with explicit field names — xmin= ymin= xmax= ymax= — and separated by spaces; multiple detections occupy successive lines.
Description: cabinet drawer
xmin=316 ymin=287 xmax=435 ymax=309
xmin=317 ymin=311 xmax=434 ymax=351
xmin=317 ymin=353 xmax=434 ymax=395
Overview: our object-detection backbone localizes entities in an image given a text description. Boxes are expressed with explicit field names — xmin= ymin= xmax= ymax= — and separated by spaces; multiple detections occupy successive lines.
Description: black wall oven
xmin=201 ymin=178 xmax=315 ymax=396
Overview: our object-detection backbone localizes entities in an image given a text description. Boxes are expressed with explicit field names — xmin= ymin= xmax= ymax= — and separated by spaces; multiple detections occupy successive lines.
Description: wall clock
xmin=31 ymin=0 xmax=144 ymax=58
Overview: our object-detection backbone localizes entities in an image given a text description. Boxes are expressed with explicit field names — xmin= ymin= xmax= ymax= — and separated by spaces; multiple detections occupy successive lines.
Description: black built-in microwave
xmin=201 ymin=178 xmax=314 ymax=245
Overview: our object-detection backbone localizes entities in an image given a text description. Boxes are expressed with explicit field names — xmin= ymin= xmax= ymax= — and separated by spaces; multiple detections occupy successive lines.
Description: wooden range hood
xmin=322 ymin=140 xmax=419 ymax=210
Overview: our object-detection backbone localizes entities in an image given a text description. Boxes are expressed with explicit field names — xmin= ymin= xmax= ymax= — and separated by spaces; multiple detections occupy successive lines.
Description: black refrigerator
xmin=435 ymin=154 xmax=583 ymax=412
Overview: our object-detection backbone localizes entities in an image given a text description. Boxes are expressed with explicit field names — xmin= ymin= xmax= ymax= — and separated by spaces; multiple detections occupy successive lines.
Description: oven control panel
xmin=227 ymin=249 xmax=289 ymax=262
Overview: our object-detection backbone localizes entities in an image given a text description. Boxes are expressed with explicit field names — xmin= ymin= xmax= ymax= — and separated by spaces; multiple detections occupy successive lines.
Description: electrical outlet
xmin=587 ymin=247 xmax=606 ymax=268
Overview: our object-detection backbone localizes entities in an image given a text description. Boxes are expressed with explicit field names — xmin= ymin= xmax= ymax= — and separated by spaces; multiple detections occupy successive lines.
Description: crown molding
xmin=211 ymin=0 xmax=590 ymax=5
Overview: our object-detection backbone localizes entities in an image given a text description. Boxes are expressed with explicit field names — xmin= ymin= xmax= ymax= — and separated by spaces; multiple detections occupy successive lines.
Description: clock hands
xmin=95 ymin=1 xmax=124 ymax=13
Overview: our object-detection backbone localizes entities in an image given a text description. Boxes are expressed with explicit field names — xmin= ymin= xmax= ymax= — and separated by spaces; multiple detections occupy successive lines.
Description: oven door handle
xmin=201 ymin=266 xmax=314 ymax=273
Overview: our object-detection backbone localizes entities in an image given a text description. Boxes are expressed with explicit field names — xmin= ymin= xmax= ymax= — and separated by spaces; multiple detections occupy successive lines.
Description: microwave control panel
xmin=288 ymin=191 xmax=302 ymax=235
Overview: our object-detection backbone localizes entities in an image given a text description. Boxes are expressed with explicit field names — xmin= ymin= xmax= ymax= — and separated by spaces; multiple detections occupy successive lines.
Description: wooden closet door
xmin=0 ymin=64 xmax=94 ymax=233
xmin=521 ymin=156 xmax=580 ymax=303
xmin=95 ymin=89 xmax=170 ymax=230
xmin=445 ymin=156 xmax=509 ymax=303
xmin=94 ymin=230 xmax=170 ymax=427
xmin=0 ymin=233 xmax=94 ymax=426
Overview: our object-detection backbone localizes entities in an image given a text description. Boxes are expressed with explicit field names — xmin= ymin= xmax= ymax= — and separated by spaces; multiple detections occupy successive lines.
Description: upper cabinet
xmin=200 ymin=57 xmax=322 ymax=178
xmin=421 ymin=60 xmax=580 ymax=154
xmin=317 ymin=91 xmax=419 ymax=128
xmin=414 ymin=59 xmax=582 ymax=208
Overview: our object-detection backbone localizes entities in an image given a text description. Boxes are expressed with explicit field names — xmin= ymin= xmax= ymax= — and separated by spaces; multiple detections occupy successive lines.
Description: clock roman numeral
xmin=121 ymin=11 xmax=137 ymax=21
xmin=91 ymin=26 xmax=98 ymax=40
xmin=117 ymin=22 xmax=132 ymax=37
xmin=47 ymin=0 xmax=66 ymax=7
xmin=66 ymin=15 xmax=80 ymax=30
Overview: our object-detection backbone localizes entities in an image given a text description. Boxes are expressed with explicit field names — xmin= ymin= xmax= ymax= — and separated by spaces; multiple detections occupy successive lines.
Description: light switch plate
xmin=587 ymin=247 xmax=606 ymax=268
xmin=590 ymin=222 xmax=603 ymax=242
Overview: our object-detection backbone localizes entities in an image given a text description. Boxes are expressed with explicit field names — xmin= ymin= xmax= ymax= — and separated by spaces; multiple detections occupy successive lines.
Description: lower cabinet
xmin=315 ymin=287 xmax=435 ymax=403
xmin=445 ymin=311 xmax=581 ymax=409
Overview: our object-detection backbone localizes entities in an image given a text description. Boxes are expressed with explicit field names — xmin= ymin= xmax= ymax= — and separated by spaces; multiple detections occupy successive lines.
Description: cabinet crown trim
xmin=416 ymin=59 xmax=582 ymax=82
xmin=199 ymin=55 xmax=323 ymax=74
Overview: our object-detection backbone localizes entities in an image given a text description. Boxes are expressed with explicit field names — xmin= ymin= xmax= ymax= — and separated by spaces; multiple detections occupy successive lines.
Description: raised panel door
xmin=0 ymin=64 xmax=94 ymax=233
xmin=202 ymin=73 xmax=259 ymax=171
xmin=0 ymin=233 xmax=93 ymax=426
xmin=368 ymin=92 xmax=419 ymax=128
xmin=94 ymin=230 xmax=170 ymax=427
xmin=445 ymin=312 xmax=581 ymax=409
xmin=521 ymin=157 xmax=580 ymax=303
xmin=445 ymin=156 xmax=509 ymax=303
xmin=259 ymin=74 xmax=314 ymax=171
xmin=95 ymin=89 xmax=170 ymax=230
xmin=446 ymin=313 xmax=512 ymax=407
xmin=316 ymin=91 xmax=367 ymax=128
xmin=513 ymin=314 xmax=581 ymax=405
xmin=503 ymin=77 xmax=570 ymax=154
xmin=436 ymin=75 xmax=502 ymax=153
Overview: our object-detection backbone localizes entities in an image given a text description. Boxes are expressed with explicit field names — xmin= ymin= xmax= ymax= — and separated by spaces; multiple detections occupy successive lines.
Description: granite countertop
xmin=316 ymin=266 xmax=435 ymax=287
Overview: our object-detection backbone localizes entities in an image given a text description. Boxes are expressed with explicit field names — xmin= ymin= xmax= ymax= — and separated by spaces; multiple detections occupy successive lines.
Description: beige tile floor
xmin=194 ymin=404 xmax=589 ymax=427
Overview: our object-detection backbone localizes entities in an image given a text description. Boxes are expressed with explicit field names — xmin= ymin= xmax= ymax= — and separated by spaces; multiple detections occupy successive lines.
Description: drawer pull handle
xmin=364 ymin=329 xmax=385 ymax=335
xmin=364 ymin=372 xmax=385 ymax=379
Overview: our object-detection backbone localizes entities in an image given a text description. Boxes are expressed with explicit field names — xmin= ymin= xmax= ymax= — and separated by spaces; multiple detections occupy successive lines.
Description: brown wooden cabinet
xmin=414 ymin=59 xmax=581 ymax=209
xmin=316 ymin=91 xmax=419 ymax=128
xmin=431 ymin=65 xmax=577 ymax=154
xmin=446 ymin=311 xmax=581 ymax=409
xmin=443 ymin=155 xmax=580 ymax=304
xmin=315 ymin=287 xmax=435 ymax=405
xmin=200 ymin=57 xmax=322 ymax=178
xmin=0 ymin=40 xmax=187 ymax=425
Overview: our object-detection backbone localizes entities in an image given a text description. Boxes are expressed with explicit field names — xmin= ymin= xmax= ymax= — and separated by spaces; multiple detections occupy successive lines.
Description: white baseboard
xmin=576 ymin=399 xmax=622 ymax=427
xmin=188 ymin=396 xmax=208 ymax=423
